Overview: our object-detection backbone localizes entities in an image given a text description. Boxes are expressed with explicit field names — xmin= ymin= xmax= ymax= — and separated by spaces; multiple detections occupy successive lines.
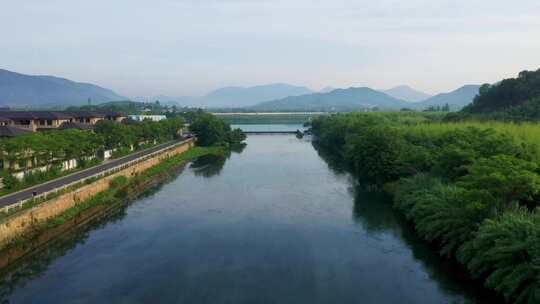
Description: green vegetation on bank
xmin=189 ymin=112 xmax=246 ymax=146
xmin=47 ymin=146 xmax=224 ymax=229
xmin=312 ymin=112 xmax=540 ymax=303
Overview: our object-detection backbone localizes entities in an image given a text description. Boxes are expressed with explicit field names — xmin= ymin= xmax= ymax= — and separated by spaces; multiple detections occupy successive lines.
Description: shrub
xmin=458 ymin=207 xmax=540 ymax=303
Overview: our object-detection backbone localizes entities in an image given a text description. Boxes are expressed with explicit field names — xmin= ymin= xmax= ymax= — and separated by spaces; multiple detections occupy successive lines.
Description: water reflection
xmin=0 ymin=158 xmax=221 ymax=303
xmin=190 ymin=145 xmax=245 ymax=178
xmin=0 ymin=206 xmax=128 ymax=303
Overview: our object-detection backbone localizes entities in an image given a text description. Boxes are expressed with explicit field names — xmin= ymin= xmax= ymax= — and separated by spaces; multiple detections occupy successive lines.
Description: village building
xmin=0 ymin=111 xmax=126 ymax=132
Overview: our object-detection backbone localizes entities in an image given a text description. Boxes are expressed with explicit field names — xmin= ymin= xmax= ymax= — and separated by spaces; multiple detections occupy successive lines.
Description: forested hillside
xmin=448 ymin=69 xmax=540 ymax=121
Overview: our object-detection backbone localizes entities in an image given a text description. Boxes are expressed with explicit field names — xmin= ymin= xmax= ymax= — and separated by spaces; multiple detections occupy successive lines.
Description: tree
xmin=190 ymin=112 xmax=246 ymax=147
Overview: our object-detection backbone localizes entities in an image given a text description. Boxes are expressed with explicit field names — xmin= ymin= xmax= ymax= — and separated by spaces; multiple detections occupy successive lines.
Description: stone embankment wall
xmin=0 ymin=139 xmax=194 ymax=247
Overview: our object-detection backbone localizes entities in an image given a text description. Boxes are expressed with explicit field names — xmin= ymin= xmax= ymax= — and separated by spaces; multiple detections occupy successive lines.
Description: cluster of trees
xmin=0 ymin=130 xmax=102 ymax=170
xmin=189 ymin=112 xmax=246 ymax=147
xmin=448 ymin=68 xmax=540 ymax=122
xmin=95 ymin=117 xmax=185 ymax=151
xmin=423 ymin=103 xmax=450 ymax=112
xmin=312 ymin=112 xmax=540 ymax=303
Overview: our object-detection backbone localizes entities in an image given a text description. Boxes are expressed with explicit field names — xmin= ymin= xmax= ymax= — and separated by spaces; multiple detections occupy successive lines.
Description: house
xmin=104 ymin=111 xmax=126 ymax=122
xmin=0 ymin=111 xmax=73 ymax=131
xmin=65 ymin=111 xmax=106 ymax=124
xmin=0 ymin=118 xmax=12 ymax=126
xmin=0 ymin=111 xmax=126 ymax=133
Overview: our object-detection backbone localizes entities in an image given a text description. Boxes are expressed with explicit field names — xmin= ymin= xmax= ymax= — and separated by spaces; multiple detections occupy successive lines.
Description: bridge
xmin=244 ymin=131 xmax=299 ymax=135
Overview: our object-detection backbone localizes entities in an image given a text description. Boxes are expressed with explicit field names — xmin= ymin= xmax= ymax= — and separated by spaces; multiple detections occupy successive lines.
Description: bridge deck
xmin=244 ymin=131 xmax=299 ymax=134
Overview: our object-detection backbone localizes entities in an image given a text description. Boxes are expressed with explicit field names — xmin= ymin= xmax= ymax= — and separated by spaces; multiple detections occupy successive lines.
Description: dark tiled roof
xmin=0 ymin=126 xmax=33 ymax=137
xmin=0 ymin=111 xmax=124 ymax=122
xmin=0 ymin=111 xmax=72 ymax=120
xmin=58 ymin=122 xmax=96 ymax=131
xmin=102 ymin=111 xmax=124 ymax=117
xmin=64 ymin=111 xmax=106 ymax=119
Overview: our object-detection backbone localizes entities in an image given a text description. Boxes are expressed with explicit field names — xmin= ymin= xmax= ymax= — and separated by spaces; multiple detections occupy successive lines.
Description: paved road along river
xmin=0 ymin=134 xmax=497 ymax=303
xmin=0 ymin=139 xmax=189 ymax=208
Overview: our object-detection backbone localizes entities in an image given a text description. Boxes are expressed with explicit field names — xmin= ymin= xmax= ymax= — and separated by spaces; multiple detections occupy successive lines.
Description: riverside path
xmin=0 ymin=139 xmax=192 ymax=209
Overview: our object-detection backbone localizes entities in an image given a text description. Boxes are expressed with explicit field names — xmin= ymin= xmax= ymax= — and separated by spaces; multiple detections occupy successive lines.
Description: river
xmin=0 ymin=126 xmax=495 ymax=303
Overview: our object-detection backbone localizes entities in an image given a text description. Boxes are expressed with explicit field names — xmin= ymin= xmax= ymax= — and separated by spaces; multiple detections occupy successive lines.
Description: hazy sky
xmin=2 ymin=0 xmax=540 ymax=97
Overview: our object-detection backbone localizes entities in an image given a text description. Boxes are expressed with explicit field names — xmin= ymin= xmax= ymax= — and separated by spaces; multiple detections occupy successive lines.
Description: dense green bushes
xmin=312 ymin=112 xmax=540 ymax=303
xmin=189 ymin=112 xmax=246 ymax=146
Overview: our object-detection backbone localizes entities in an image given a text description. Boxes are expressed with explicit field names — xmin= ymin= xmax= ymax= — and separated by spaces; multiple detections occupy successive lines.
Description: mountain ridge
xmin=414 ymin=85 xmax=481 ymax=110
xmin=249 ymin=87 xmax=409 ymax=111
xmin=0 ymin=69 xmax=126 ymax=107
xmin=383 ymin=85 xmax=432 ymax=102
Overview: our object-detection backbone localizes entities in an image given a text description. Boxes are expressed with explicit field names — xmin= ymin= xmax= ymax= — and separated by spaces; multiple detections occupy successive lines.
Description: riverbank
xmin=0 ymin=143 xmax=224 ymax=268
xmin=311 ymin=112 xmax=540 ymax=304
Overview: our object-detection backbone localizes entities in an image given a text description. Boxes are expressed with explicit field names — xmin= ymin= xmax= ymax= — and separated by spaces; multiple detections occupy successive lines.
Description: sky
xmin=1 ymin=0 xmax=540 ymax=98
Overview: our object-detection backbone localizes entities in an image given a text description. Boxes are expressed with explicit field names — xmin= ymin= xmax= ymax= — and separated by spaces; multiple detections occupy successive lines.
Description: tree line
xmin=311 ymin=112 xmax=540 ymax=304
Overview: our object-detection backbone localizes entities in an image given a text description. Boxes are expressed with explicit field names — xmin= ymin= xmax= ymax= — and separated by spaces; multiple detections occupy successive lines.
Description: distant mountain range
xmin=249 ymin=87 xmax=409 ymax=112
xmin=413 ymin=85 xmax=481 ymax=110
xmin=0 ymin=69 xmax=126 ymax=107
xmin=135 ymin=84 xmax=314 ymax=108
xmin=145 ymin=84 xmax=314 ymax=108
xmin=249 ymin=85 xmax=481 ymax=112
xmin=383 ymin=85 xmax=432 ymax=102
xmin=0 ymin=68 xmax=481 ymax=111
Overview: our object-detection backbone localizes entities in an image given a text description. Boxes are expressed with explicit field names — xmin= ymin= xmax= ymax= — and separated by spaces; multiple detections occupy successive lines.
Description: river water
xmin=0 ymin=128 xmax=494 ymax=303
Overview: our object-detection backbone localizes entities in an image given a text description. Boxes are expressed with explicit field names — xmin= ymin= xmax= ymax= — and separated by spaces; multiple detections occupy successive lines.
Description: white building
xmin=128 ymin=115 xmax=167 ymax=122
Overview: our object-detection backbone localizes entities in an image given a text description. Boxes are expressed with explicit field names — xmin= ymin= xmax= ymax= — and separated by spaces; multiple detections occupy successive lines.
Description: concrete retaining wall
xmin=0 ymin=139 xmax=194 ymax=247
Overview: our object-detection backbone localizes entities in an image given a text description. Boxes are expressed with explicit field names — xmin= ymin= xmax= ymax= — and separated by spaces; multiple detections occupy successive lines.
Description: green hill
xmin=447 ymin=68 xmax=540 ymax=121
xmin=249 ymin=87 xmax=408 ymax=112
xmin=463 ymin=69 xmax=540 ymax=113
